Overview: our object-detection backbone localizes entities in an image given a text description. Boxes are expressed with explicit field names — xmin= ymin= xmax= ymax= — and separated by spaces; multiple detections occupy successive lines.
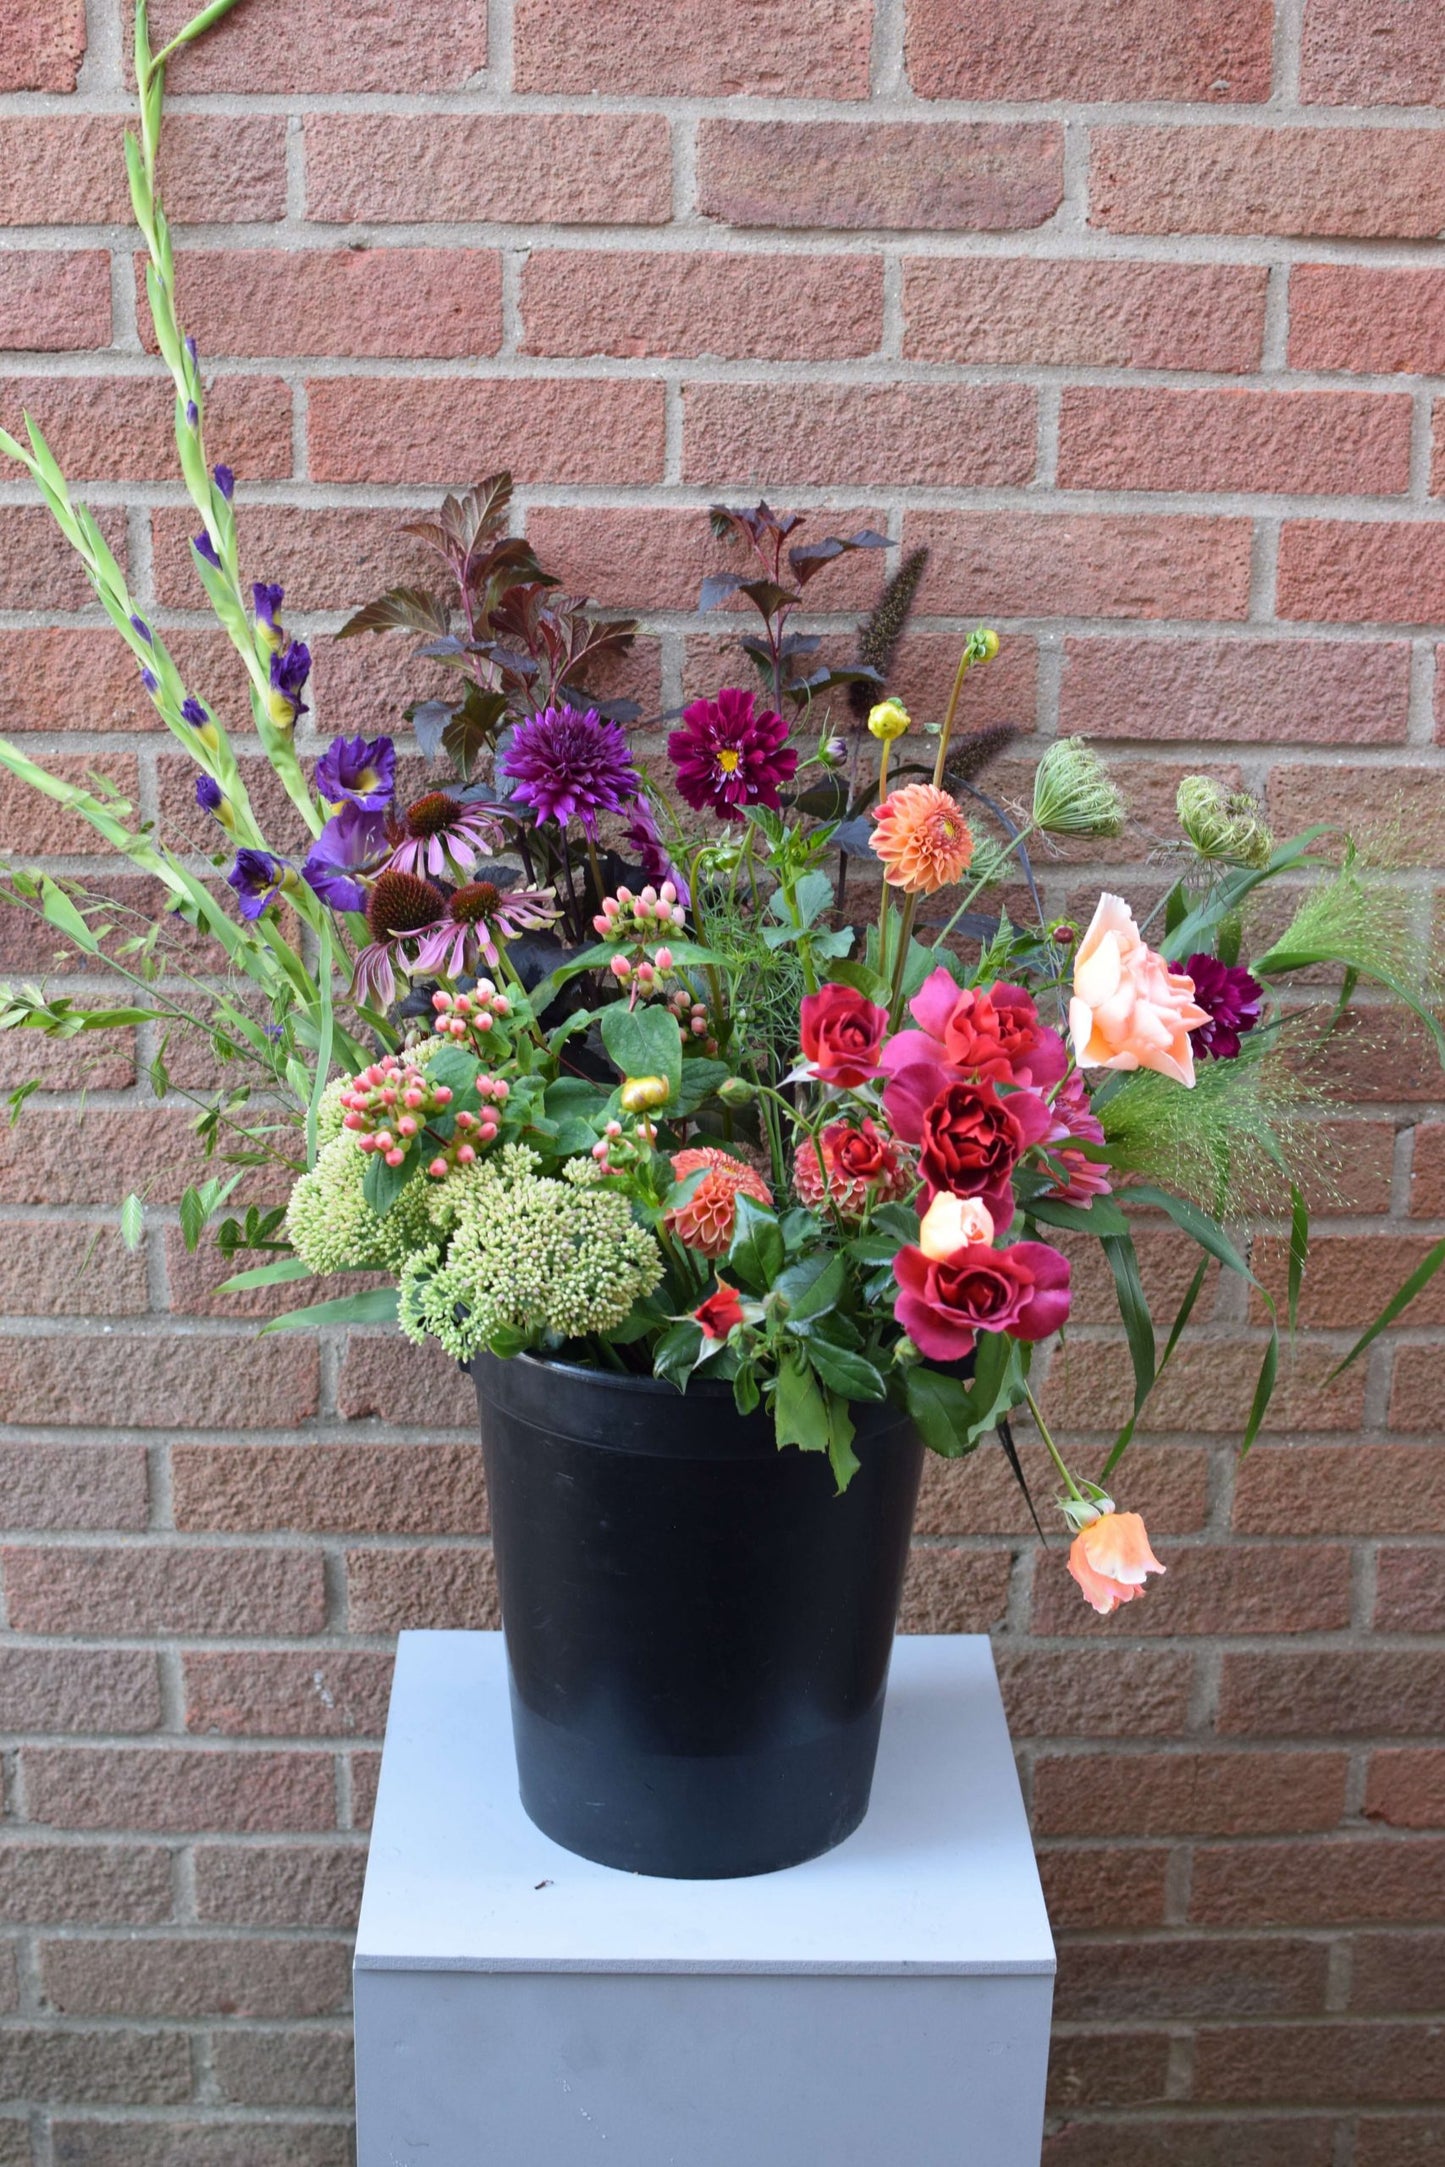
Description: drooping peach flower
xmin=870 ymin=784 xmax=974 ymax=895
xmin=1067 ymin=1509 xmax=1165 ymax=1616
xmin=1069 ymin=893 xmax=1209 ymax=1088
xmin=665 ymin=1147 xmax=773 ymax=1260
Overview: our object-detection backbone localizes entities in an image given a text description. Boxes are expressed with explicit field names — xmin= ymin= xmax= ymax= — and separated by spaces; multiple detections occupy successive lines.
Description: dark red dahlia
xmin=667 ymin=687 xmax=798 ymax=822
xmin=1184 ymin=953 xmax=1264 ymax=1061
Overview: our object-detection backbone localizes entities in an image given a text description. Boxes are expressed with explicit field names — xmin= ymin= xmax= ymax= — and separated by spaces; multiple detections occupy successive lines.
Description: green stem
xmin=929 ymin=823 xmax=1039 ymax=951
xmin=1022 ymin=1381 xmax=1083 ymax=1502
xmin=886 ymin=893 xmax=918 ymax=1026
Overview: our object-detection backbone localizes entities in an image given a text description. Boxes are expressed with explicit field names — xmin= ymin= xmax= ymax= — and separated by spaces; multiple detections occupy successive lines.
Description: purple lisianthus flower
xmin=226 ymin=848 xmax=286 ymax=922
xmin=213 ymin=463 xmax=235 ymax=501
xmin=195 ymin=774 xmax=224 ymax=818
xmin=194 ymin=531 xmax=222 ymax=569
xmin=623 ymin=792 xmax=690 ymax=906
xmin=499 ymin=705 xmax=642 ymax=837
xmin=1185 ymin=953 xmax=1265 ymax=1061
xmin=668 ymin=687 xmax=797 ymax=822
xmin=315 ymin=733 xmax=395 ymax=812
xmin=268 ymin=641 xmax=311 ymax=725
xmin=301 ymin=804 xmax=390 ymax=914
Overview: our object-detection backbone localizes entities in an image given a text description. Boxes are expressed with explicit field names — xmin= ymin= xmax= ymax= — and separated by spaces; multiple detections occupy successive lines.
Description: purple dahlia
xmin=667 ymin=687 xmax=797 ymax=822
xmin=499 ymin=706 xmax=642 ymax=836
xmin=1185 ymin=953 xmax=1264 ymax=1061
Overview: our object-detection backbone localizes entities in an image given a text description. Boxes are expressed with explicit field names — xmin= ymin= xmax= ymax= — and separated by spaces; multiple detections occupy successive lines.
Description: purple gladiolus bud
xmin=181 ymin=697 xmax=211 ymax=731
xmin=140 ymin=668 xmax=158 ymax=695
xmin=196 ymin=774 xmax=224 ymax=817
xmin=185 ymin=400 xmax=199 ymax=428
xmin=253 ymin=583 xmax=284 ymax=628
xmin=130 ymin=615 xmax=152 ymax=644
xmin=193 ymin=532 xmax=221 ymax=569
xmin=226 ymin=848 xmax=285 ymax=921
xmin=267 ymin=641 xmax=311 ymax=725
xmin=184 ymin=335 xmax=198 ymax=367
xmin=213 ymin=464 xmax=235 ymax=501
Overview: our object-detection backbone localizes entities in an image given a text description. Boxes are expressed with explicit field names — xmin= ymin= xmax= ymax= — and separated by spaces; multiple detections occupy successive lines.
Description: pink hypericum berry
xmin=492 ymin=1079 xmax=509 ymax=1101
xmin=611 ymin=955 xmax=631 ymax=982
xmin=397 ymin=1117 xmax=418 ymax=1138
xmin=457 ymin=1145 xmax=476 ymax=1165
xmin=385 ymin=1148 xmax=405 ymax=1167
xmin=428 ymin=1156 xmax=448 ymax=1178
xmin=433 ymin=991 xmax=451 ymax=1011
xmin=493 ymin=996 xmax=510 ymax=1016
xmin=654 ymin=946 xmax=674 ymax=971
xmin=691 ymin=1017 xmax=707 ymax=1036
xmin=592 ymin=1140 xmax=609 ymax=1161
xmin=433 ymin=1085 xmax=452 ymax=1105
xmin=479 ymin=1120 xmax=498 ymax=1142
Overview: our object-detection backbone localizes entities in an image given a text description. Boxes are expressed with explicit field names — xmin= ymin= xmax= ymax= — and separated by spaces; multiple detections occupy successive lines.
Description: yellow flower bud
xmin=620 ymin=1074 xmax=670 ymax=1113
xmin=977 ymin=628 xmax=1000 ymax=661
xmin=867 ymin=698 xmax=911 ymax=743
xmin=266 ymin=690 xmax=297 ymax=729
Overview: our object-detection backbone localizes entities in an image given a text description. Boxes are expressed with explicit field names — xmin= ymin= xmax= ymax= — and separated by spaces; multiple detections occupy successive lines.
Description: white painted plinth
xmin=354 ymin=1631 xmax=1055 ymax=2167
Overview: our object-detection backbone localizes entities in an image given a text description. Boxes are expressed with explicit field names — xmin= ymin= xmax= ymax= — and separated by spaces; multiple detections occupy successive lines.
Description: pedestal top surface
xmin=355 ymin=1632 xmax=1054 ymax=1978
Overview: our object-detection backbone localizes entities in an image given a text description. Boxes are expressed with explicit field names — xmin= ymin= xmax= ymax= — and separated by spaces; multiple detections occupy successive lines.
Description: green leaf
xmin=785 ymin=1250 xmax=846 ymax=1324
xmin=1241 ymin=1330 xmax=1278 ymax=1457
xmin=424 ymin=1044 xmax=483 ymax=1110
xmin=774 ymin=1348 xmax=829 ymax=1454
xmin=1328 ymin=1235 xmax=1445 ymax=1381
xmin=733 ymin=1364 xmax=761 ymax=1417
xmin=653 ymin=1319 xmax=703 ymax=1390
xmin=1100 ymin=1253 xmax=1210 ymax=1479
xmin=1100 ymin=1229 xmax=1156 ymax=1418
xmin=119 ymin=1194 xmax=145 ymax=1251
xmin=259 ymin=1287 xmax=400 ymax=1333
xmin=807 ymin=1341 xmax=886 ymax=1402
xmin=39 ymin=877 xmax=98 ymax=954
xmin=599 ymin=1003 xmax=682 ymax=1098
xmin=362 ymin=1147 xmax=417 ymax=1218
xmin=906 ymin=1366 xmax=974 ymax=1458
xmin=672 ymin=1058 xmax=731 ymax=1116
xmin=178 ymin=1186 xmax=210 ymax=1254
xmin=216 ymin=1257 xmax=312 ymax=1292
xmin=728 ymin=1193 xmax=785 ymax=1294
xmin=1025 ymin=1191 xmax=1130 ymax=1239
xmin=825 ymin=1392 xmax=860 ymax=1492
xmin=1288 ymin=1183 xmax=1309 ymax=1337
xmin=825 ymin=958 xmax=890 ymax=1006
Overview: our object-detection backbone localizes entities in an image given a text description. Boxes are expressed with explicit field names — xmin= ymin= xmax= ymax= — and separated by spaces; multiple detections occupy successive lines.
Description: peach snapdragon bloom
xmin=870 ymin=784 xmax=974 ymax=895
xmin=1069 ymin=893 xmax=1209 ymax=1088
xmin=1067 ymin=1506 xmax=1166 ymax=1616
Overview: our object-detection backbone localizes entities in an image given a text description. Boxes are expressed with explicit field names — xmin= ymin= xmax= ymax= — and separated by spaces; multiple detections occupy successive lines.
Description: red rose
xmin=907 ymin=1076 xmax=1054 ymax=1225
xmin=694 ymin=1283 xmax=745 ymax=1340
xmin=799 ymin=983 xmax=889 ymax=1088
xmin=885 ymin=967 xmax=1067 ymax=1091
xmin=893 ymin=1239 xmax=1071 ymax=1362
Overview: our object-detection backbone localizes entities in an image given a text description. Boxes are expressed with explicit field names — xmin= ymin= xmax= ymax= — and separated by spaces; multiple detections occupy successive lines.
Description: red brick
xmin=337 ymin=1332 xmax=477 ymax=1427
xmin=1033 ymin=1749 xmax=1349 ymax=1837
xmin=0 ymin=1646 xmax=159 ymax=1733
xmin=0 ymin=1842 xmax=171 ymax=1924
xmin=516 ymin=0 xmax=870 ymax=96
xmin=903 ymin=256 xmax=1266 ymax=370
xmin=1357 ymin=2121 xmax=1445 ymax=2167
xmin=1274 ymin=762 xmax=1445 ymax=865
xmin=1413 ymin=1124 xmax=1445 ymax=1214
xmin=1062 ymin=634 xmax=1409 ymax=746
xmin=0 ymin=506 xmax=126 ymax=611
xmin=1032 ymin=1541 xmax=1352 ymax=1636
xmin=349 ymin=1751 xmax=381 ymax=1830
xmin=1296 ymin=1006 xmax=1445 ymax=1108
xmin=0 ymin=2027 xmax=190 ymax=2105
xmin=0 ymin=748 xmax=141 ymax=856
xmin=523 ymin=249 xmax=884 ymax=360
xmin=1219 ymin=1651 xmax=1445 ymax=1737
xmin=1237 ymin=1446 xmax=1445 ymax=1536
xmin=1351 ymin=1931 xmax=1445 ymax=2015
xmin=0 ymin=1223 xmax=148 ymax=1318
xmin=153 ymin=246 xmax=504 ymax=360
xmin=1193 ymin=2022 xmax=1445 ymax=2105
xmin=305 ymin=112 xmax=671 ymax=226
xmin=173 ymin=1442 xmax=487 ymax=1534
xmin=346 ymin=1544 xmax=498 ymax=1629
xmin=682 ymin=382 xmax=1035 ymax=490
xmin=1279 ymin=522 xmax=1445 ymax=624
xmin=1375 ymin=1548 xmax=1445 ymax=1634
xmin=193 ymin=1842 xmax=365 ymax=1929
xmin=0 ymin=0 xmax=84 ymax=89
xmin=1043 ymin=2122 xmax=1336 ymax=2167
xmin=697 ymin=119 xmax=1064 ymax=233
xmin=917 ymin=1443 xmax=1207 ymax=1538
xmin=1366 ymin=1749 xmax=1445 ymax=1831
xmin=908 ymin=0 xmax=1270 ymax=100
xmin=22 ymin=1746 xmax=336 ymax=1833
xmin=0 ymin=249 xmax=109 ymax=350
xmin=2 ymin=1545 xmax=325 ymax=1636
xmin=998 ymin=1648 xmax=1194 ymax=1737
xmin=1036 ymin=1843 xmax=1169 ymax=1930
xmin=1291 ymin=265 xmax=1445 ymax=376
xmin=1048 ymin=2030 xmax=1171 ymax=2110
xmin=0 ymin=373 xmax=290 ymax=483
xmin=1301 ymin=0 xmax=1445 ymax=106
xmin=1058 ymin=386 xmax=1411 ymax=497
xmin=1 ymin=1335 xmax=316 ymax=1431
xmin=210 ymin=2026 xmax=353 ymax=2109
xmin=1091 ymin=125 xmax=1445 ymax=240
xmin=0 ymin=115 xmax=286 ymax=226
xmin=151 ymin=503 xmax=435 ymax=612
xmin=307 ymin=375 xmax=666 ymax=486
xmin=1055 ymin=1936 xmax=1329 ymax=2023
xmin=0 ymin=1442 xmax=147 ymax=1531
xmin=1193 ymin=1835 xmax=1445 ymax=1927
xmin=1392 ymin=1346 xmax=1445 ymax=1433
xmin=41 ymin=1935 xmax=349 ymax=2020
xmin=0 ymin=1108 xmax=251 ymax=1210
xmin=184 ymin=1651 xmax=393 ymax=1738
xmin=524 ymin=503 xmax=888 ymax=615
xmin=1043 ymin=1338 xmax=1362 ymax=1437
xmin=898 ymin=1546 xmax=1012 ymax=1631
xmin=1254 ymin=1234 xmax=1445 ymax=1328
xmin=0 ymin=627 xmax=215 ymax=734
xmin=147 ymin=0 xmax=484 ymax=91
xmin=50 ymin=2124 xmax=353 ymax=2167
xmin=907 ymin=511 xmax=1251 ymax=620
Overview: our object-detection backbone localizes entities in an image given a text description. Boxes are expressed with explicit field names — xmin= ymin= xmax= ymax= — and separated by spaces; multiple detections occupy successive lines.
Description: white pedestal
xmin=354 ymin=1631 xmax=1055 ymax=2167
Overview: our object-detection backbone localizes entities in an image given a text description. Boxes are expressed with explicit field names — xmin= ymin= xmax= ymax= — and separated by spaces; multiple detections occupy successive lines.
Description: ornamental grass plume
xmin=849 ymin=546 xmax=929 ymax=720
xmin=1098 ymin=1041 xmax=1320 ymax=1214
xmin=870 ymin=783 xmax=974 ymax=895
xmin=1032 ymin=738 xmax=1127 ymax=840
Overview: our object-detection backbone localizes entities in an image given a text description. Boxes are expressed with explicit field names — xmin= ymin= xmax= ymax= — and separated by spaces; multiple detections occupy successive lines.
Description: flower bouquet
xmin=2 ymin=0 xmax=1441 ymax=1875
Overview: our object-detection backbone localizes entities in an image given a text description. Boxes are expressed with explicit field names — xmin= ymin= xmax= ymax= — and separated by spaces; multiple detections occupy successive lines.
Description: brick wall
xmin=0 ymin=0 xmax=1441 ymax=2159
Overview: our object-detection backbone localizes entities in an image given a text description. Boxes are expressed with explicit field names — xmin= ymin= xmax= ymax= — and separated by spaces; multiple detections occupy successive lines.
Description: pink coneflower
xmin=870 ymin=784 xmax=974 ymax=895
xmin=384 ymin=791 xmax=504 ymax=880
xmin=350 ymin=868 xmax=446 ymax=1010
xmin=410 ymin=878 xmax=559 ymax=976
xmin=668 ymin=687 xmax=798 ymax=822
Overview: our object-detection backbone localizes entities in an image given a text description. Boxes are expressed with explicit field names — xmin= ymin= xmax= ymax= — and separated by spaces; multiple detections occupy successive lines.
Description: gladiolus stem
xmin=1023 ymin=1381 xmax=1085 ymax=1503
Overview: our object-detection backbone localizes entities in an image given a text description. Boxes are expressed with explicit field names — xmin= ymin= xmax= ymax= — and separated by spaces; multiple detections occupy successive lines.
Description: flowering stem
xmin=886 ymin=892 xmax=918 ymax=1027
xmin=1022 ymin=1380 xmax=1084 ymax=1503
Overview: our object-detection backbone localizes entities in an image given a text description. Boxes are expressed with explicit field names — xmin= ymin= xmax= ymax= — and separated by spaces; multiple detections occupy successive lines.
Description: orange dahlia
xmin=793 ymin=1119 xmax=913 ymax=1223
xmin=870 ymin=783 xmax=974 ymax=895
xmin=665 ymin=1147 xmax=773 ymax=1260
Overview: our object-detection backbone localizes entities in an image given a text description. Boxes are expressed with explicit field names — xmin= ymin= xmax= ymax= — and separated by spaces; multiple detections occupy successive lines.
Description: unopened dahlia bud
xmin=867 ymin=698 xmax=911 ymax=744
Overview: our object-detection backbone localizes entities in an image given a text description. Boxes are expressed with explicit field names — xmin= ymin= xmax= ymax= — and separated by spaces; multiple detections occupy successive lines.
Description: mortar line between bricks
xmin=1272 ymin=0 xmax=1306 ymax=104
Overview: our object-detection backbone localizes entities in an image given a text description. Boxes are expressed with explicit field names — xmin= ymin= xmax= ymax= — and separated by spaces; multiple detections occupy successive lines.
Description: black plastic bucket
xmin=471 ymin=1351 xmax=924 ymax=1879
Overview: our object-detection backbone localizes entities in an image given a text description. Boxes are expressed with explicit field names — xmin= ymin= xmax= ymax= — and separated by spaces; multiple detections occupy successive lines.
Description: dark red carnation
xmin=892 ymin=1239 xmax=1071 ymax=1362
xmin=799 ymin=983 xmax=889 ymax=1088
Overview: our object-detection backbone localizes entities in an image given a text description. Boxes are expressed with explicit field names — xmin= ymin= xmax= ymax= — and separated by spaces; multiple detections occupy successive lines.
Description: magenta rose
xmin=892 ymin=1075 xmax=1053 ymax=1225
xmin=799 ymin=983 xmax=889 ymax=1088
xmin=881 ymin=967 xmax=1068 ymax=1093
xmin=893 ymin=1238 xmax=1072 ymax=1362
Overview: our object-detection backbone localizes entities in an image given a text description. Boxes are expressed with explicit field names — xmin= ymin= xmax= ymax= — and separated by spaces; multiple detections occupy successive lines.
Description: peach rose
xmin=917 ymin=1192 xmax=994 ymax=1260
xmin=1067 ymin=1509 xmax=1165 ymax=1616
xmin=1069 ymin=893 xmax=1209 ymax=1088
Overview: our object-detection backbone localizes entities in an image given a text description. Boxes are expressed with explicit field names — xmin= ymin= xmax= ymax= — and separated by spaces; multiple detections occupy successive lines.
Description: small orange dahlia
xmin=665 ymin=1146 xmax=773 ymax=1260
xmin=870 ymin=783 xmax=974 ymax=895
xmin=793 ymin=1118 xmax=913 ymax=1223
